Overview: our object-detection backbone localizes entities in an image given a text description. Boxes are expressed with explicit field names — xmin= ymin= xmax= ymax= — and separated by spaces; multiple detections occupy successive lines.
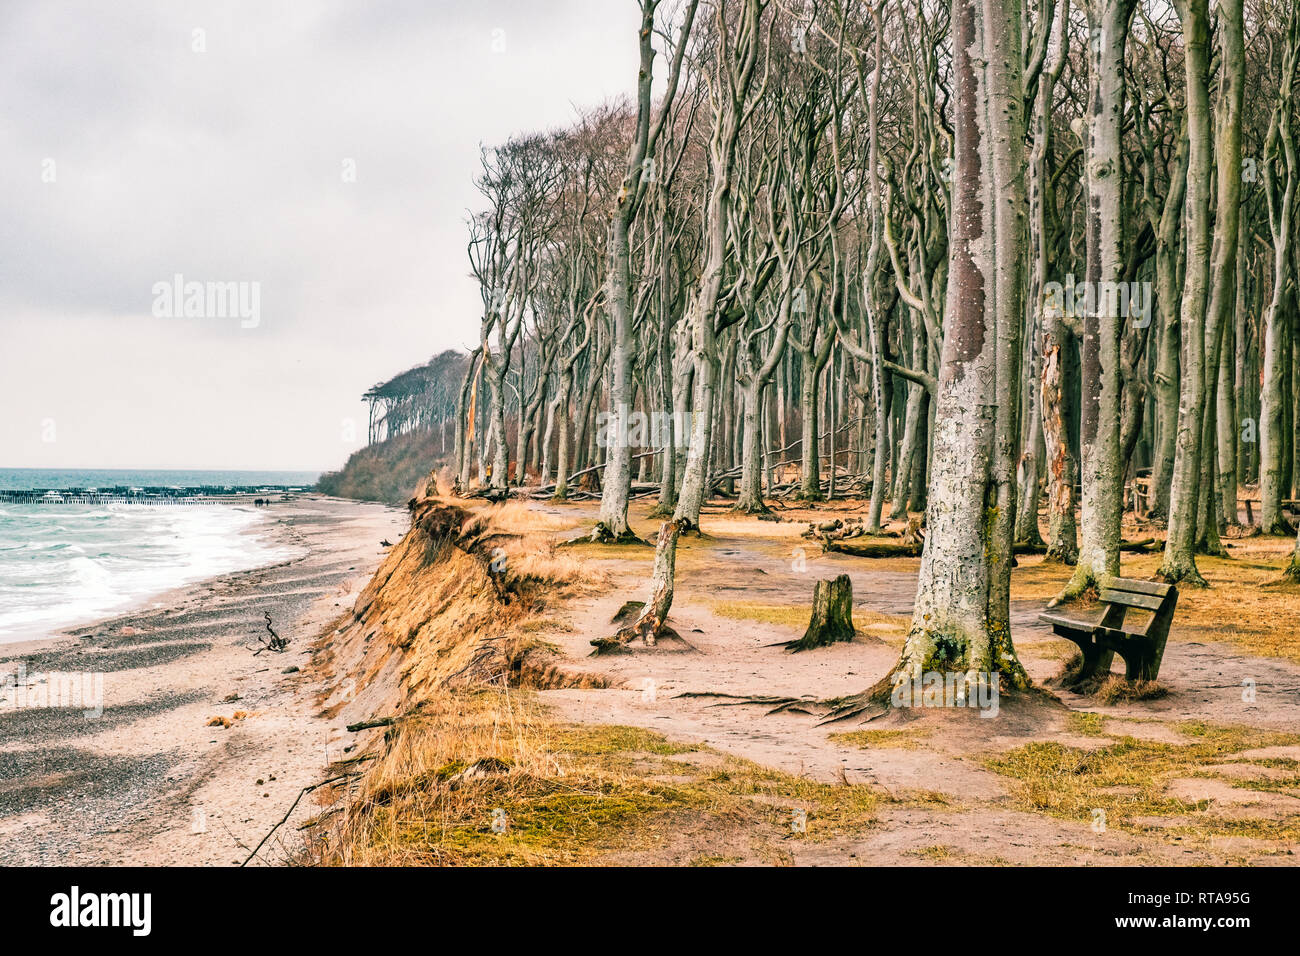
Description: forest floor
xmin=437 ymin=495 xmax=1300 ymax=866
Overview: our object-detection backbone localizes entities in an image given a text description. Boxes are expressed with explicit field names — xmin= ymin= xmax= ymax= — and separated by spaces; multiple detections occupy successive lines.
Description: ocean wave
xmin=0 ymin=504 xmax=296 ymax=642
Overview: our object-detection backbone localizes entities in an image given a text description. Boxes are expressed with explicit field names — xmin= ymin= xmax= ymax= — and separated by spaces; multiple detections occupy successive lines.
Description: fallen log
xmin=825 ymin=539 xmax=922 ymax=558
xmin=346 ymin=716 xmax=397 ymax=732
xmin=828 ymin=537 xmax=1158 ymax=559
xmin=1011 ymin=537 xmax=1158 ymax=556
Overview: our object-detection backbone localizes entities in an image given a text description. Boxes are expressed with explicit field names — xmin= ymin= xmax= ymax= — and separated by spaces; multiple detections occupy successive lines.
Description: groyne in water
xmin=0 ymin=486 xmax=306 ymax=505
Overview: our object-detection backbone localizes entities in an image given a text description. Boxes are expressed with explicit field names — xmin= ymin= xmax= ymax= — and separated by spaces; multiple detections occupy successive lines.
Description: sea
xmin=0 ymin=468 xmax=319 ymax=644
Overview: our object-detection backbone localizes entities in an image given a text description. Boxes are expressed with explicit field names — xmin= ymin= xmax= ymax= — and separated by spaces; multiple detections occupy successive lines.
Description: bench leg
xmin=1115 ymin=643 xmax=1161 ymax=682
xmin=1059 ymin=632 xmax=1114 ymax=684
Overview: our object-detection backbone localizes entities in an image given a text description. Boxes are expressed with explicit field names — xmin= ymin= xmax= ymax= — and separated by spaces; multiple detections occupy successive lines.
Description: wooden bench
xmin=1039 ymin=578 xmax=1178 ymax=683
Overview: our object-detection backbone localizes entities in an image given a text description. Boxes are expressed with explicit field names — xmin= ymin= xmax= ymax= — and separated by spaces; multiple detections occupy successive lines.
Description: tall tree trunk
xmin=1192 ymin=0 xmax=1244 ymax=554
xmin=673 ymin=0 xmax=762 ymax=531
xmin=1148 ymin=124 xmax=1189 ymax=518
xmin=1161 ymin=0 xmax=1213 ymax=584
xmin=1260 ymin=10 xmax=1299 ymax=535
xmin=453 ymin=349 xmax=481 ymax=493
xmin=488 ymin=367 xmax=509 ymax=492
xmin=1065 ymin=0 xmax=1136 ymax=599
xmin=598 ymin=0 xmax=698 ymax=540
xmin=885 ymin=0 xmax=1029 ymax=692
xmin=1034 ymin=10 xmax=1076 ymax=561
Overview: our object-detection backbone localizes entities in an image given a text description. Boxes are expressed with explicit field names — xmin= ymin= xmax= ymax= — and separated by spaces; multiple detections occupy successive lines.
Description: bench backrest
xmin=1098 ymin=578 xmax=1178 ymax=637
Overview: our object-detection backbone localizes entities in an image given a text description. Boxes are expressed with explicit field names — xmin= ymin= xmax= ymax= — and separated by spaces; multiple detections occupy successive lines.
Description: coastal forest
xmin=338 ymin=0 xmax=1300 ymax=656
xmin=315 ymin=0 xmax=1300 ymax=866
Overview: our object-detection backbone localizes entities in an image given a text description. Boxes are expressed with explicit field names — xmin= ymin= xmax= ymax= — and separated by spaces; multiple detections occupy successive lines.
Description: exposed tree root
xmin=1048 ymin=575 xmax=1100 ymax=608
xmin=673 ymin=516 xmax=709 ymax=538
xmin=730 ymin=499 xmax=783 ymax=521
xmin=673 ymin=691 xmax=832 ymax=717
xmin=1260 ymin=518 xmax=1297 ymax=537
xmin=1016 ymin=528 xmax=1047 ymax=550
xmin=559 ymin=521 xmax=651 ymax=547
xmin=1195 ymin=538 xmax=1231 ymax=558
xmin=1041 ymin=546 xmax=1079 ymax=567
xmin=1156 ymin=562 xmax=1210 ymax=589
xmin=817 ymin=678 xmax=895 ymax=723
xmin=677 ymin=669 xmax=1055 ymax=725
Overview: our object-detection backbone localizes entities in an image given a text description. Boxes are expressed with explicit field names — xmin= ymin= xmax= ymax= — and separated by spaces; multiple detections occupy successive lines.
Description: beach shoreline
xmin=0 ymin=502 xmax=303 ymax=650
xmin=0 ymin=494 xmax=407 ymax=866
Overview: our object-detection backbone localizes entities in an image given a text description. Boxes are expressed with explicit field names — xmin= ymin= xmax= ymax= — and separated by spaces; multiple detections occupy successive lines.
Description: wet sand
xmin=0 ymin=495 xmax=407 ymax=865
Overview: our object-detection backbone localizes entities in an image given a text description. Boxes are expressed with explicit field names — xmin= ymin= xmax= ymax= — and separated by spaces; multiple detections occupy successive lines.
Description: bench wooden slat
xmin=1039 ymin=611 xmax=1094 ymax=632
xmin=1099 ymin=588 xmax=1165 ymax=612
xmin=1105 ymin=578 xmax=1171 ymax=597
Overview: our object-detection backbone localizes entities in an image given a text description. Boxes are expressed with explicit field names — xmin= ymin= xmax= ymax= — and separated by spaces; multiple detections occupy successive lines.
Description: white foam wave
xmin=0 ymin=504 xmax=299 ymax=642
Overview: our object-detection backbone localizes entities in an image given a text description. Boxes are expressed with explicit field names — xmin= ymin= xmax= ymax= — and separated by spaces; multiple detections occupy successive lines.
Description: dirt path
xmin=529 ymin=500 xmax=1300 ymax=865
xmin=0 ymin=496 xmax=406 ymax=866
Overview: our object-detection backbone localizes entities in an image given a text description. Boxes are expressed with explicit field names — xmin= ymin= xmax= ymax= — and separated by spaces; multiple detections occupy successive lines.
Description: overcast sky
xmin=0 ymin=0 xmax=640 ymax=472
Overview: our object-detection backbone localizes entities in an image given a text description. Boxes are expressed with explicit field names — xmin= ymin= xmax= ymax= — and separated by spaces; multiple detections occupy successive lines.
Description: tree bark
xmin=1260 ymin=7 xmax=1299 ymax=536
xmin=884 ymin=0 xmax=1029 ymax=693
xmin=593 ymin=519 xmax=683 ymax=651
xmin=1160 ymin=0 xmax=1213 ymax=585
xmin=1065 ymin=0 xmax=1136 ymax=599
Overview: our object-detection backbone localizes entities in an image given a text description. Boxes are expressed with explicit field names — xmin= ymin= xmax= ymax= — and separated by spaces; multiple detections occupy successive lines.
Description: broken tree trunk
xmin=786 ymin=574 xmax=855 ymax=652
xmin=591 ymin=519 xmax=683 ymax=652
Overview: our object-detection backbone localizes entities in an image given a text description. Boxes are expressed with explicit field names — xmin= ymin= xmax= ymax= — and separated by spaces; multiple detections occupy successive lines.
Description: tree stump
xmin=787 ymin=574 xmax=856 ymax=652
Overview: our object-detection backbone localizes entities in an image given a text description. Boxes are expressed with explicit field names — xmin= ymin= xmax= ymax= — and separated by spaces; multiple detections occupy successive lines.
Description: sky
xmin=0 ymin=0 xmax=642 ymax=472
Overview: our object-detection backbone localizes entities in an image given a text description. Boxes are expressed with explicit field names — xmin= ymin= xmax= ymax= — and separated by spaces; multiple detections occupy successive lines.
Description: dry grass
xmin=1094 ymin=676 xmax=1168 ymax=704
xmin=1051 ymin=652 xmax=1169 ymax=701
xmin=904 ymin=844 xmax=1013 ymax=865
xmin=986 ymin=720 xmax=1300 ymax=843
xmin=312 ymin=688 xmax=698 ymax=865
xmin=310 ymin=496 xmax=909 ymax=865
xmin=340 ymin=498 xmax=607 ymax=702
xmin=1066 ymin=712 xmax=1108 ymax=737
xmin=474 ymin=500 xmax=583 ymax=534
xmin=311 ymin=687 xmax=902 ymax=865
xmin=314 ymin=493 xmax=1300 ymax=864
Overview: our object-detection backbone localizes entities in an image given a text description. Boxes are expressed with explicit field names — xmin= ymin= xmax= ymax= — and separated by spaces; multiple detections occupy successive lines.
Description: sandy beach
xmin=0 ymin=495 xmax=407 ymax=866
